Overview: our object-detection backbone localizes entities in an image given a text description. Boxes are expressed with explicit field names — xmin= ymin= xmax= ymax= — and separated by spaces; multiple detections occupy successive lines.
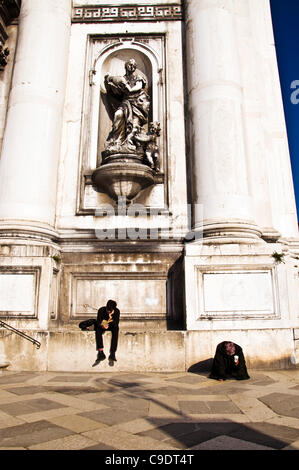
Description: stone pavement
xmin=0 ymin=367 xmax=299 ymax=451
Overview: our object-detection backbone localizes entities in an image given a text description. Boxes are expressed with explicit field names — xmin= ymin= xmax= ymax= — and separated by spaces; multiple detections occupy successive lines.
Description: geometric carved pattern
xmin=72 ymin=4 xmax=182 ymax=22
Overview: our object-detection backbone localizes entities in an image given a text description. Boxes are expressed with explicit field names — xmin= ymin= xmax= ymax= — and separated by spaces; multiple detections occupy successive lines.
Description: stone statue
xmin=133 ymin=121 xmax=161 ymax=172
xmin=102 ymin=58 xmax=161 ymax=172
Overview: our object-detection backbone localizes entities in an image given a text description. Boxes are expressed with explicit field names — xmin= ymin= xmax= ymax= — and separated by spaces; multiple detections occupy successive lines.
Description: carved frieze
xmin=72 ymin=4 xmax=182 ymax=22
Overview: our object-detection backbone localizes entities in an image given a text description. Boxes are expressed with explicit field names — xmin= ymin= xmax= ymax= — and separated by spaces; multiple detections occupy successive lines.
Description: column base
xmin=192 ymin=220 xmax=263 ymax=244
xmin=0 ymin=220 xmax=59 ymax=246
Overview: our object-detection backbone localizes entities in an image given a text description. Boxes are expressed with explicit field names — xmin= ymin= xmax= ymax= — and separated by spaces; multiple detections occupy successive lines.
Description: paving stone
xmin=0 ymin=373 xmax=38 ymax=385
xmin=245 ymin=375 xmax=277 ymax=386
xmin=282 ymin=439 xmax=299 ymax=450
xmin=47 ymin=414 xmax=107 ymax=433
xmin=99 ymin=395 xmax=149 ymax=413
xmin=0 ymin=398 xmax=68 ymax=416
xmin=165 ymin=375 xmax=209 ymax=385
xmin=107 ymin=373 xmax=151 ymax=381
xmin=178 ymin=400 xmax=242 ymax=414
xmin=0 ymin=419 xmax=74 ymax=448
xmin=163 ymin=428 xmax=217 ymax=449
xmin=87 ymin=395 xmax=128 ymax=409
xmin=137 ymin=422 xmax=200 ymax=441
xmin=83 ymin=427 xmax=177 ymax=450
xmin=79 ymin=406 xmax=148 ymax=426
xmin=82 ymin=442 xmax=117 ymax=450
xmin=191 ymin=435 xmax=274 ymax=450
xmin=196 ymin=421 xmax=244 ymax=435
xmin=228 ymin=421 xmax=299 ymax=449
xmin=106 ymin=379 xmax=149 ymax=389
xmin=47 ymin=375 xmax=93 ymax=383
xmin=258 ymin=393 xmax=299 ymax=418
xmin=193 ymin=385 xmax=250 ymax=395
xmin=5 ymin=386 xmax=49 ymax=395
xmin=147 ymin=386 xmax=209 ymax=396
xmin=44 ymin=386 xmax=100 ymax=396
xmin=29 ymin=434 xmax=98 ymax=450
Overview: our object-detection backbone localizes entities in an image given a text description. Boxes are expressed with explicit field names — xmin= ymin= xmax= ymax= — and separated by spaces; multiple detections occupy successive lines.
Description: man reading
xmin=93 ymin=299 xmax=120 ymax=366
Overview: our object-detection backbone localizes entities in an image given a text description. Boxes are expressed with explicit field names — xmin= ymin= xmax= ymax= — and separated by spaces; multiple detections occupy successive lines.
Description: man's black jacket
xmin=97 ymin=306 xmax=120 ymax=328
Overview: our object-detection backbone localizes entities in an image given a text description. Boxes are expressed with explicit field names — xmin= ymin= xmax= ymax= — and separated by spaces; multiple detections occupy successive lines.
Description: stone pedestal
xmin=92 ymin=160 xmax=155 ymax=205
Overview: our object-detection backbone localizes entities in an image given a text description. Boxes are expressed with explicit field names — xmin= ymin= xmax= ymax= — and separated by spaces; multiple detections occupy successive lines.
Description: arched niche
xmin=89 ymin=40 xmax=162 ymax=169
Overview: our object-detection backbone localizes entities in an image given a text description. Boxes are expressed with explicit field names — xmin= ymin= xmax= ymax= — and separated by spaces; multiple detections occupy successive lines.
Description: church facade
xmin=0 ymin=0 xmax=298 ymax=371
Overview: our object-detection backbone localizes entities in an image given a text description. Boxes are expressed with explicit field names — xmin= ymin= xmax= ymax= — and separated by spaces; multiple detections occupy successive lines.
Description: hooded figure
xmin=209 ymin=341 xmax=250 ymax=381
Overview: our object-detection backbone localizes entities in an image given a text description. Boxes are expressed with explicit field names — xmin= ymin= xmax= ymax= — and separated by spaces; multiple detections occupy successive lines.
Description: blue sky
xmin=270 ymin=0 xmax=299 ymax=220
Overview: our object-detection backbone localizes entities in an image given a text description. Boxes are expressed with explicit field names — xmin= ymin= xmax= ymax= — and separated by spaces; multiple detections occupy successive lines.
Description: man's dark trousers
xmin=95 ymin=324 xmax=119 ymax=353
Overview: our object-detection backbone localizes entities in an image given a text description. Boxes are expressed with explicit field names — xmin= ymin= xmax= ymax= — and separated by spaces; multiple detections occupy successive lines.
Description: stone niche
xmin=80 ymin=35 xmax=166 ymax=211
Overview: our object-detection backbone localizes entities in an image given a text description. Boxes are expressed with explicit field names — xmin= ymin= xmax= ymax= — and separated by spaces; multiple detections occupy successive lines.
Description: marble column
xmin=185 ymin=0 xmax=260 ymax=241
xmin=0 ymin=0 xmax=71 ymax=239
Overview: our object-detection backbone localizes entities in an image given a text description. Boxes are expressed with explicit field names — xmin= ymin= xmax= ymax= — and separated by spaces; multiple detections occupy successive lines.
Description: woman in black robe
xmin=209 ymin=341 xmax=250 ymax=381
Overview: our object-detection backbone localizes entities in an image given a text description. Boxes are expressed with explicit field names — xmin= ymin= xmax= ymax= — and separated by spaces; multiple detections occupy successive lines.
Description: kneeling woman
xmin=209 ymin=341 xmax=250 ymax=381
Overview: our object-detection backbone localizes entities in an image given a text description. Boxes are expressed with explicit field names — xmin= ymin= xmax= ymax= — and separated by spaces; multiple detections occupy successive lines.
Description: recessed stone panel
xmin=197 ymin=268 xmax=279 ymax=320
xmin=72 ymin=275 xmax=166 ymax=318
xmin=0 ymin=268 xmax=40 ymax=317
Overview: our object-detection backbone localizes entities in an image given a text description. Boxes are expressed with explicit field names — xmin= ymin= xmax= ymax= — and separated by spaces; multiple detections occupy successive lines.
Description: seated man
xmin=93 ymin=299 xmax=120 ymax=367
xmin=209 ymin=341 xmax=250 ymax=381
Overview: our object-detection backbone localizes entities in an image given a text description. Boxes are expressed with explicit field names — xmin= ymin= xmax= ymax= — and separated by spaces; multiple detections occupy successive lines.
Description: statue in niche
xmin=102 ymin=58 xmax=161 ymax=172
xmin=132 ymin=121 xmax=161 ymax=172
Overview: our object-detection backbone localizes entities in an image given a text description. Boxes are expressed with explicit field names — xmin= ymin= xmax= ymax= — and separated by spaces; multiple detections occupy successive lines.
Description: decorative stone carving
xmin=72 ymin=4 xmax=182 ymax=23
xmin=103 ymin=59 xmax=149 ymax=159
xmin=92 ymin=58 xmax=161 ymax=204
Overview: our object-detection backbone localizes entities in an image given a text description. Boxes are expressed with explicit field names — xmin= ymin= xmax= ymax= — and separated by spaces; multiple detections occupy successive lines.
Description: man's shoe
xmin=97 ymin=351 xmax=106 ymax=361
xmin=92 ymin=351 xmax=106 ymax=367
xmin=108 ymin=353 xmax=117 ymax=362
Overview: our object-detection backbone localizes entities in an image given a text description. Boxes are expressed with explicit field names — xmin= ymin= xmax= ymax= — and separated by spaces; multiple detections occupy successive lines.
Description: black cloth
xmin=209 ymin=341 xmax=250 ymax=380
xmin=78 ymin=318 xmax=97 ymax=331
xmin=95 ymin=306 xmax=120 ymax=353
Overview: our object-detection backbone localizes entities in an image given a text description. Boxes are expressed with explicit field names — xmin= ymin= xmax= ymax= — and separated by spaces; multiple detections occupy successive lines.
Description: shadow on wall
xmin=166 ymin=254 xmax=185 ymax=331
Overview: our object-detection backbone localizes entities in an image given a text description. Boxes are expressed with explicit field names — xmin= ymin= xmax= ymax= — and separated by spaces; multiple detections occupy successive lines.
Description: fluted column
xmin=0 ymin=0 xmax=71 ymax=238
xmin=185 ymin=0 xmax=260 ymax=241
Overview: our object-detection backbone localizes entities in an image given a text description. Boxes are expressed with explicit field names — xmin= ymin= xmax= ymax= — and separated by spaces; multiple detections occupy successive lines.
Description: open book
xmin=101 ymin=318 xmax=113 ymax=328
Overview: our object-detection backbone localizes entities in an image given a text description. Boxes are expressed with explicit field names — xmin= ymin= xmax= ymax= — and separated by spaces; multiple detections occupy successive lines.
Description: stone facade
xmin=0 ymin=0 xmax=298 ymax=371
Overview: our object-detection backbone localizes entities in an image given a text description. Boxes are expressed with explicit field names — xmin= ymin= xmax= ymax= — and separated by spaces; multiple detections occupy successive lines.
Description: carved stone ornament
xmin=72 ymin=4 xmax=182 ymax=23
xmin=92 ymin=58 xmax=161 ymax=205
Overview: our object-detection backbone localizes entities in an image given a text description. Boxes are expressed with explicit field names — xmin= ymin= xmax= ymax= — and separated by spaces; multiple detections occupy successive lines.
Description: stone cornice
xmin=72 ymin=3 xmax=182 ymax=22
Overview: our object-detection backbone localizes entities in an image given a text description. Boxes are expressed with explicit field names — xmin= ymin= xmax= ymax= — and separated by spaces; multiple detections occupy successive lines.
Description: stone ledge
xmin=0 ymin=328 xmax=298 ymax=372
